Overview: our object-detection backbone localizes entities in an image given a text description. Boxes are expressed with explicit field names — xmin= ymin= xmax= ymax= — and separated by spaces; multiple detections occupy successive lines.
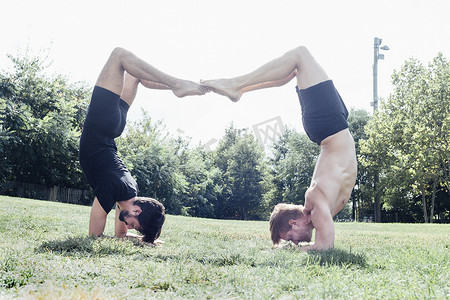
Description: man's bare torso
xmin=305 ymin=129 xmax=357 ymax=216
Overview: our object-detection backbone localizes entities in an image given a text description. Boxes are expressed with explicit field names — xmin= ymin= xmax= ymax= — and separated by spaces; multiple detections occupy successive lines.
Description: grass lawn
xmin=0 ymin=195 xmax=449 ymax=299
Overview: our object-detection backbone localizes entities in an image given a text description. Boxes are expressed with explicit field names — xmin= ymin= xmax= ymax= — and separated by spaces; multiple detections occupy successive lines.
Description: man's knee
xmin=109 ymin=47 xmax=131 ymax=63
xmin=284 ymin=46 xmax=311 ymax=67
xmin=291 ymin=46 xmax=311 ymax=61
xmin=294 ymin=46 xmax=310 ymax=55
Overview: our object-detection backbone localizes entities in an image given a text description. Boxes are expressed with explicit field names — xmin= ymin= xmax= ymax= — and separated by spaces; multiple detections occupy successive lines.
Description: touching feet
xmin=172 ymin=80 xmax=210 ymax=98
xmin=200 ymin=79 xmax=243 ymax=102
xmin=139 ymin=77 xmax=246 ymax=101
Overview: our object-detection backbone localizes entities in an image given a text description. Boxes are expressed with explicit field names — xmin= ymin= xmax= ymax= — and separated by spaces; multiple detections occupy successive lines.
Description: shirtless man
xmin=202 ymin=46 xmax=357 ymax=250
xmin=80 ymin=47 xmax=207 ymax=244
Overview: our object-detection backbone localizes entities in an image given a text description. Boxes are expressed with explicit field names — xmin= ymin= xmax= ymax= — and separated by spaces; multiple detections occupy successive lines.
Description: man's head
xmin=119 ymin=197 xmax=165 ymax=243
xmin=269 ymin=203 xmax=313 ymax=245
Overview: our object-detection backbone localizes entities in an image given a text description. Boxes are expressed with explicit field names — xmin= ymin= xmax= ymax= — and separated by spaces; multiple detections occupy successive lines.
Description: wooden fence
xmin=0 ymin=181 xmax=93 ymax=205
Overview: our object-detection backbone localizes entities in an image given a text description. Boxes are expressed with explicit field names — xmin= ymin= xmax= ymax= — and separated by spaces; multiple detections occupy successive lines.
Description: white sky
xmin=2 ymin=0 xmax=449 ymax=147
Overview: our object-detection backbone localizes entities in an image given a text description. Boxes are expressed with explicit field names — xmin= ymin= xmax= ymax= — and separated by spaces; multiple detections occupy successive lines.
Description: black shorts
xmin=79 ymin=86 xmax=137 ymax=213
xmin=83 ymin=86 xmax=130 ymax=139
xmin=296 ymin=80 xmax=349 ymax=145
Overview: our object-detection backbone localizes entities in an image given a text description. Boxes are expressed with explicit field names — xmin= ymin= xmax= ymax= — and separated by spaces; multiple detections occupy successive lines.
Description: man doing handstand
xmin=202 ymin=46 xmax=357 ymax=250
xmin=80 ymin=47 xmax=207 ymax=244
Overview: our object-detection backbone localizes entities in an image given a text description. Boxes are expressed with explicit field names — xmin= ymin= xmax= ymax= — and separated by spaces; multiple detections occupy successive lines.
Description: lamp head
xmin=374 ymin=37 xmax=382 ymax=46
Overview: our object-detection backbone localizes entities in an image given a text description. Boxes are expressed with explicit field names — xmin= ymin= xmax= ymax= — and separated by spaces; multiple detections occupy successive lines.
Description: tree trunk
xmin=430 ymin=180 xmax=437 ymax=224
xmin=374 ymin=173 xmax=381 ymax=222
xmin=49 ymin=185 xmax=58 ymax=202
xmin=242 ymin=199 xmax=248 ymax=220
xmin=447 ymin=158 xmax=450 ymax=198
xmin=421 ymin=186 xmax=428 ymax=223
xmin=352 ymin=197 xmax=356 ymax=221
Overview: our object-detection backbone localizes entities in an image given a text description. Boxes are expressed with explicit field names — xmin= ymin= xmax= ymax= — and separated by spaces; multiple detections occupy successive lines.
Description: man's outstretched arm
xmin=300 ymin=205 xmax=335 ymax=251
xmin=89 ymin=197 xmax=107 ymax=237
xmin=114 ymin=206 xmax=128 ymax=238
xmin=306 ymin=206 xmax=335 ymax=250
xmin=301 ymin=188 xmax=335 ymax=251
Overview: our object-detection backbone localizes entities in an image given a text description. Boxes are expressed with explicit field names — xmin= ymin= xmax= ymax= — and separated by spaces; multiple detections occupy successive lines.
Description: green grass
xmin=0 ymin=195 xmax=449 ymax=299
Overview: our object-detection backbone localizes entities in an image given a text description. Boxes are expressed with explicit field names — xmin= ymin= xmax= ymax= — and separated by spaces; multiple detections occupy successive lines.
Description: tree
xmin=213 ymin=124 xmax=267 ymax=219
xmin=211 ymin=125 xmax=237 ymax=218
xmin=116 ymin=112 xmax=187 ymax=214
xmin=266 ymin=128 xmax=319 ymax=208
xmin=360 ymin=54 xmax=450 ymax=223
xmin=227 ymin=133 xmax=266 ymax=219
xmin=348 ymin=108 xmax=371 ymax=221
xmin=177 ymin=146 xmax=220 ymax=218
xmin=0 ymin=50 xmax=90 ymax=188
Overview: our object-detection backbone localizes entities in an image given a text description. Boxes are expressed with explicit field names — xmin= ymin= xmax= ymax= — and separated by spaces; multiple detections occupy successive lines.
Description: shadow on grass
xmin=139 ymin=252 xmax=257 ymax=267
xmin=135 ymin=247 xmax=367 ymax=269
xmin=305 ymin=248 xmax=367 ymax=268
xmin=35 ymin=236 xmax=142 ymax=256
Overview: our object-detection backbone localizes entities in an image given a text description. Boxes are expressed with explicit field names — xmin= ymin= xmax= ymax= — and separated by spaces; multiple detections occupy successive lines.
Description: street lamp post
xmin=371 ymin=37 xmax=389 ymax=113
xmin=371 ymin=37 xmax=389 ymax=223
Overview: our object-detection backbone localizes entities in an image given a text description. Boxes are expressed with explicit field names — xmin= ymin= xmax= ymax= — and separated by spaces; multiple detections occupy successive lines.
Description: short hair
xmin=134 ymin=197 xmax=165 ymax=244
xmin=269 ymin=203 xmax=304 ymax=245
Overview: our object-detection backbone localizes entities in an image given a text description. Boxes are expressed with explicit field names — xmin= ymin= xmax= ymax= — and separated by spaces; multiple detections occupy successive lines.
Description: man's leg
xmin=120 ymin=72 xmax=140 ymax=107
xmin=202 ymin=46 xmax=329 ymax=101
xmin=95 ymin=47 xmax=207 ymax=98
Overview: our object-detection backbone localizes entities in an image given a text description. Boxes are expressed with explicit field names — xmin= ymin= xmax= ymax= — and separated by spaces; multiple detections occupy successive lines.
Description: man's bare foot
xmin=200 ymin=79 xmax=242 ymax=102
xmin=172 ymin=80 xmax=209 ymax=98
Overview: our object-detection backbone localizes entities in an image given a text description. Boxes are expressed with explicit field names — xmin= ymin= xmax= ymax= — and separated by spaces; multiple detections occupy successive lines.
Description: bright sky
xmin=2 ymin=0 xmax=449 ymax=147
